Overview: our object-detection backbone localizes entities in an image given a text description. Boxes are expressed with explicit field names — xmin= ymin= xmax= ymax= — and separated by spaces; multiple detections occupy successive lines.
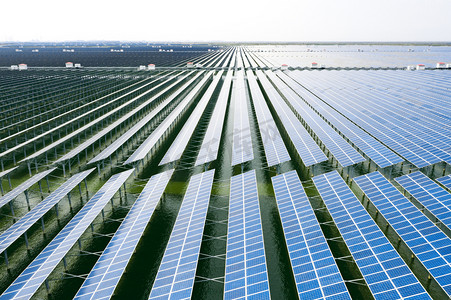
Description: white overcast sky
xmin=1 ymin=0 xmax=451 ymax=42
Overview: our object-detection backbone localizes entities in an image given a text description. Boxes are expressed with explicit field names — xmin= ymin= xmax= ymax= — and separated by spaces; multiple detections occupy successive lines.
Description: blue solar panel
xmin=260 ymin=71 xmax=327 ymax=167
xmin=0 ymin=168 xmax=56 ymax=210
xmin=231 ymin=71 xmax=254 ymax=166
xmin=224 ymin=170 xmax=270 ymax=300
xmin=149 ymin=170 xmax=215 ymax=299
xmin=246 ymin=70 xmax=290 ymax=167
xmin=75 ymin=169 xmax=173 ymax=300
xmin=272 ymin=170 xmax=350 ymax=299
xmin=313 ymin=171 xmax=431 ymax=300
xmin=0 ymin=169 xmax=134 ymax=300
xmin=354 ymin=171 xmax=451 ymax=296
xmin=0 ymin=168 xmax=95 ymax=255
xmin=395 ymin=171 xmax=451 ymax=233
xmin=436 ymin=175 xmax=451 ymax=191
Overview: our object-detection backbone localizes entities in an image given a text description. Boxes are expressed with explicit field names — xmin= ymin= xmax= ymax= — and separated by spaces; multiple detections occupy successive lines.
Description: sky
xmin=1 ymin=0 xmax=451 ymax=42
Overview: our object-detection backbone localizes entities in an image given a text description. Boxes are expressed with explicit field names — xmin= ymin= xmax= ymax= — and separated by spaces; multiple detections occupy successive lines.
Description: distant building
xmin=195 ymin=63 xmax=203 ymax=68
xmin=66 ymin=62 xmax=74 ymax=68
xmin=187 ymin=62 xmax=194 ymax=68
xmin=18 ymin=64 xmax=27 ymax=70
xmin=416 ymin=64 xmax=425 ymax=70
xmin=447 ymin=63 xmax=451 ymax=68
xmin=436 ymin=62 xmax=446 ymax=69
xmin=10 ymin=65 xmax=19 ymax=70
xmin=311 ymin=62 xmax=318 ymax=68
xmin=32 ymin=49 xmax=39 ymax=52
xmin=15 ymin=49 xmax=22 ymax=52
xmin=406 ymin=65 xmax=415 ymax=71
xmin=74 ymin=63 xmax=82 ymax=68
xmin=281 ymin=64 xmax=288 ymax=70
xmin=138 ymin=65 xmax=146 ymax=70
xmin=148 ymin=64 xmax=156 ymax=70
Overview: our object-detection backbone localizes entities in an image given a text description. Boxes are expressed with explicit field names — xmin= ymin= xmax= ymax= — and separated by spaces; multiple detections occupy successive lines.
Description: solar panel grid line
xmin=353 ymin=171 xmax=451 ymax=296
xmin=271 ymin=170 xmax=350 ymax=299
xmin=195 ymin=71 xmax=233 ymax=166
xmin=88 ymin=71 xmax=196 ymax=164
xmin=395 ymin=171 xmax=451 ymax=234
xmin=74 ymin=169 xmax=174 ymax=300
xmin=231 ymin=71 xmax=254 ymax=166
xmin=313 ymin=171 xmax=431 ymax=300
xmin=436 ymin=175 xmax=451 ymax=191
xmin=246 ymin=70 xmax=290 ymax=167
xmin=0 ymin=169 xmax=134 ymax=300
xmin=0 ymin=168 xmax=56 ymax=210
xmin=0 ymin=168 xmax=95 ymax=255
xmin=124 ymin=71 xmax=213 ymax=165
xmin=149 ymin=169 xmax=215 ymax=300
xmin=280 ymin=71 xmax=403 ymax=169
xmin=224 ymin=170 xmax=271 ymax=300
xmin=260 ymin=71 xmax=328 ymax=166
xmin=159 ymin=71 xmax=224 ymax=165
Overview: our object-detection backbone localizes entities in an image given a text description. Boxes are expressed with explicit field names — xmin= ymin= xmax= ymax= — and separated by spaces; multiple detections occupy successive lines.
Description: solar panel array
xmin=354 ymin=171 xmax=451 ymax=296
xmin=125 ymin=71 xmax=213 ymax=165
xmin=313 ymin=171 xmax=431 ymax=300
xmin=0 ymin=168 xmax=95 ymax=255
xmin=395 ymin=171 xmax=451 ymax=233
xmin=75 ymin=169 xmax=173 ymax=300
xmin=160 ymin=71 xmax=223 ymax=165
xmin=260 ymin=70 xmax=328 ymax=167
xmin=281 ymin=71 xmax=404 ymax=169
xmin=272 ymin=170 xmax=350 ymax=299
xmin=149 ymin=170 xmax=215 ymax=299
xmin=246 ymin=70 xmax=290 ymax=167
xmin=224 ymin=170 xmax=270 ymax=299
xmin=0 ymin=169 xmax=133 ymax=299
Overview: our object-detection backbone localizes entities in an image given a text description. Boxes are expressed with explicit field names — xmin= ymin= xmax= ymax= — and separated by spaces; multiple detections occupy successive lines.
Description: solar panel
xmin=259 ymin=71 xmax=328 ymax=167
xmin=125 ymin=71 xmax=213 ymax=165
xmin=195 ymin=71 xmax=232 ymax=166
xmin=149 ymin=169 xmax=215 ymax=299
xmin=313 ymin=171 xmax=431 ymax=300
xmin=0 ymin=168 xmax=95 ymax=255
xmin=436 ymin=175 xmax=451 ymax=191
xmin=75 ymin=169 xmax=174 ymax=300
xmin=0 ymin=168 xmax=56 ymax=210
xmin=87 ymin=71 xmax=195 ymax=164
xmin=0 ymin=169 xmax=134 ymax=300
xmin=354 ymin=171 xmax=451 ymax=296
xmin=0 ymin=166 xmax=18 ymax=180
xmin=395 ymin=171 xmax=451 ymax=234
xmin=271 ymin=170 xmax=350 ymax=299
xmin=278 ymin=71 xmax=403 ymax=169
xmin=160 ymin=71 xmax=224 ymax=165
xmin=224 ymin=170 xmax=270 ymax=300
xmin=246 ymin=70 xmax=290 ymax=167
xmin=231 ymin=70 xmax=254 ymax=166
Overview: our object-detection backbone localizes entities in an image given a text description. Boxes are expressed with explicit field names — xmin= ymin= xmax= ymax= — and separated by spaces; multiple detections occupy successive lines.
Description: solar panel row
xmin=272 ymin=170 xmax=350 ymax=299
xmin=224 ymin=170 xmax=270 ymax=300
xmin=149 ymin=170 xmax=215 ymax=299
